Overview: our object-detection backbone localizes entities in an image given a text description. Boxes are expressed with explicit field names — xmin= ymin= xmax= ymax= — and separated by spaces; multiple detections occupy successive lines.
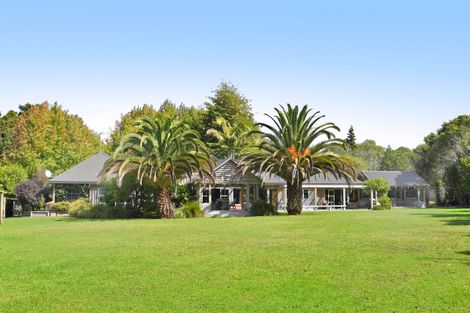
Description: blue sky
xmin=0 ymin=0 xmax=468 ymax=148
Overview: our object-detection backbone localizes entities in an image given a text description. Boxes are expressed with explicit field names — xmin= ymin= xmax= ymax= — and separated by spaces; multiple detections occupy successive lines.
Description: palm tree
xmin=239 ymin=104 xmax=359 ymax=215
xmin=206 ymin=117 xmax=251 ymax=158
xmin=103 ymin=116 xmax=213 ymax=218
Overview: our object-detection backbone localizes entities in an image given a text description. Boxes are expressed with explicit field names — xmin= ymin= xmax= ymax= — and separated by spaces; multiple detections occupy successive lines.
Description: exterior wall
xmin=214 ymin=160 xmax=260 ymax=185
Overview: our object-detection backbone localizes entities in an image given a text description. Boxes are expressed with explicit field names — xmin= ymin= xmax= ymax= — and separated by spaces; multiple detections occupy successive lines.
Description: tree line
xmin=0 ymin=81 xmax=469 ymax=206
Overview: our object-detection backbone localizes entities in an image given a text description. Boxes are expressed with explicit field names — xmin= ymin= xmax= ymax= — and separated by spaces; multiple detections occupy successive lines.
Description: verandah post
xmin=0 ymin=191 xmax=5 ymax=225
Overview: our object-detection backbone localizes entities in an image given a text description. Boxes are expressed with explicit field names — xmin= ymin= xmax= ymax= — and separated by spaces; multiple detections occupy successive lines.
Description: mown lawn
xmin=0 ymin=209 xmax=469 ymax=313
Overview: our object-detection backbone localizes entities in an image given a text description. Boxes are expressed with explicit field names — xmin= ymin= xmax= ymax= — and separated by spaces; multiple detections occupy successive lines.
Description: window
xmin=202 ymin=189 xmax=209 ymax=203
xmin=221 ymin=189 xmax=229 ymax=199
xmin=303 ymin=189 xmax=309 ymax=200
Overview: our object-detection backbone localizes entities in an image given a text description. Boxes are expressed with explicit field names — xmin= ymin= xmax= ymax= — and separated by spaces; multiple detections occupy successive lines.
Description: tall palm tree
xmin=103 ymin=116 xmax=213 ymax=218
xmin=239 ymin=104 xmax=359 ymax=215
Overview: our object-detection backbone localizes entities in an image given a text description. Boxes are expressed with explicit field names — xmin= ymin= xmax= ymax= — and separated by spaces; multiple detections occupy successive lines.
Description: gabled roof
xmin=49 ymin=152 xmax=110 ymax=185
xmin=363 ymin=171 xmax=428 ymax=187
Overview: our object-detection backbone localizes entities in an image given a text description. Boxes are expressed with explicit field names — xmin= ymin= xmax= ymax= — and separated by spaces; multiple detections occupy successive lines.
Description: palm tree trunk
xmin=156 ymin=187 xmax=173 ymax=218
xmin=286 ymin=181 xmax=303 ymax=215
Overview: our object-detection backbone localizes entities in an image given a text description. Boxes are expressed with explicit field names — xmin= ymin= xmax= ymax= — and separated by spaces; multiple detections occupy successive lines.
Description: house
xmin=49 ymin=152 xmax=110 ymax=205
xmin=198 ymin=157 xmax=429 ymax=211
xmin=49 ymin=153 xmax=428 ymax=211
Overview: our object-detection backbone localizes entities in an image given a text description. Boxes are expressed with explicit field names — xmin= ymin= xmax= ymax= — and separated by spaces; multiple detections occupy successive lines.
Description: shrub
xmin=374 ymin=196 xmax=392 ymax=210
xmin=15 ymin=179 xmax=44 ymax=211
xmin=69 ymin=203 xmax=135 ymax=219
xmin=175 ymin=201 xmax=203 ymax=218
xmin=427 ymin=200 xmax=436 ymax=208
xmin=250 ymin=200 xmax=277 ymax=216
xmin=69 ymin=199 xmax=90 ymax=210
xmin=52 ymin=201 xmax=71 ymax=212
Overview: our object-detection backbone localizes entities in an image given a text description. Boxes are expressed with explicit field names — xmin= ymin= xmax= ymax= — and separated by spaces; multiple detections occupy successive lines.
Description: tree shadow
xmin=412 ymin=209 xmax=470 ymax=226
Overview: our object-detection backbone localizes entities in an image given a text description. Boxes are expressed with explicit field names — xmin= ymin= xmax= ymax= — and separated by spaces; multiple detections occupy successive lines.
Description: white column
xmin=342 ymin=188 xmax=346 ymax=210
xmin=208 ymin=185 xmax=212 ymax=207
xmin=370 ymin=190 xmax=374 ymax=209
xmin=423 ymin=187 xmax=426 ymax=207
xmin=417 ymin=188 xmax=421 ymax=207
xmin=246 ymin=185 xmax=250 ymax=208
xmin=229 ymin=188 xmax=234 ymax=204
xmin=0 ymin=191 xmax=4 ymax=225
xmin=52 ymin=185 xmax=56 ymax=203
xmin=198 ymin=186 xmax=202 ymax=204
xmin=283 ymin=186 xmax=287 ymax=208
xmin=313 ymin=187 xmax=317 ymax=210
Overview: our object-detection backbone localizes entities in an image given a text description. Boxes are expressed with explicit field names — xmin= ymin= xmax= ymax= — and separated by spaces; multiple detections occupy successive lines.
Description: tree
xmin=415 ymin=115 xmax=470 ymax=205
xmin=106 ymin=104 xmax=159 ymax=153
xmin=0 ymin=163 xmax=28 ymax=193
xmin=240 ymin=104 xmax=359 ymax=215
xmin=350 ymin=140 xmax=385 ymax=170
xmin=203 ymin=82 xmax=256 ymax=141
xmin=9 ymin=102 xmax=101 ymax=176
xmin=103 ymin=116 xmax=214 ymax=218
xmin=206 ymin=117 xmax=251 ymax=158
xmin=364 ymin=178 xmax=390 ymax=197
xmin=345 ymin=125 xmax=357 ymax=150
xmin=0 ymin=110 xmax=19 ymax=159
xmin=380 ymin=146 xmax=415 ymax=171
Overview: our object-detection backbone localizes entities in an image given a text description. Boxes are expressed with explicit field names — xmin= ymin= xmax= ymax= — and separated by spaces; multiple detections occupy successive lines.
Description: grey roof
xmin=49 ymin=152 xmax=110 ymax=185
xmin=260 ymin=172 xmax=364 ymax=186
xmin=363 ymin=171 xmax=428 ymax=187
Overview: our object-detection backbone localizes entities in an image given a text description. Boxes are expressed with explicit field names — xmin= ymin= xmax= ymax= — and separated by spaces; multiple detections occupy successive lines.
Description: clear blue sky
xmin=0 ymin=0 xmax=468 ymax=148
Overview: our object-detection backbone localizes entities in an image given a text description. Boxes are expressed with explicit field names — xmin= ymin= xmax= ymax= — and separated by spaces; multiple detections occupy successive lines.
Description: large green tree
xmin=415 ymin=115 xmax=470 ymax=205
xmin=103 ymin=116 xmax=213 ymax=218
xmin=350 ymin=140 xmax=385 ymax=170
xmin=203 ymin=82 xmax=256 ymax=140
xmin=240 ymin=104 xmax=359 ymax=215
xmin=106 ymin=104 xmax=159 ymax=153
xmin=0 ymin=110 xmax=18 ymax=159
xmin=9 ymin=102 xmax=101 ymax=176
xmin=380 ymin=146 xmax=415 ymax=171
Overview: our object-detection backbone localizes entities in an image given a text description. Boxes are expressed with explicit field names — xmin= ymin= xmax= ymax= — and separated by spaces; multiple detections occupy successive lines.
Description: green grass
xmin=0 ymin=209 xmax=469 ymax=313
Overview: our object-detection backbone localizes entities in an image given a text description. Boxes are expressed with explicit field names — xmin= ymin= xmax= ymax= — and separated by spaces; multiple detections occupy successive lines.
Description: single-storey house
xmin=49 ymin=153 xmax=428 ymax=211
xmin=197 ymin=158 xmax=429 ymax=211
xmin=49 ymin=152 xmax=110 ymax=205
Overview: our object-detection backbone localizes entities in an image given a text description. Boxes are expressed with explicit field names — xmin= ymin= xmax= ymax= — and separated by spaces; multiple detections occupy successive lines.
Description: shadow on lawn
xmin=412 ymin=209 xmax=470 ymax=226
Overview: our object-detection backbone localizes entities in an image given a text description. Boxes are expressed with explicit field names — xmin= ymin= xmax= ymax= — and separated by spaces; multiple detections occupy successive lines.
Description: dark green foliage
xmin=380 ymin=146 xmax=415 ymax=171
xmin=175 ymin=201 xmax=203 ymax=218
xmin=345 ymin=125 xmax=357 ymax=150
xmin=15 ymin=179 xmax=44 ymax=211
xmin=101 ymin=175 xmax=155 ymax=218
xmin=350 ymin=140 xmax=385 ymax=170
xmin=250 ymin=200 xmax=277 ymax=216
xmin=202 ymin=82 xmax=256 ymax=142
xmin=173 ymin=184 xmax=198 ymax=208
xmin=0 ymin=110 xmax=18 ymax=159
xmin=70 ymin=203 xmax=135 ymax=219
xmin=414 ymin=115 xmax=470 ymax=205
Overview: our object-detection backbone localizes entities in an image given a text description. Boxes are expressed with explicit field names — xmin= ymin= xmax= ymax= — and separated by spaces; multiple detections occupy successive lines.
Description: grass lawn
xmin=0 ymin=209 xmax=469 ymax=312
